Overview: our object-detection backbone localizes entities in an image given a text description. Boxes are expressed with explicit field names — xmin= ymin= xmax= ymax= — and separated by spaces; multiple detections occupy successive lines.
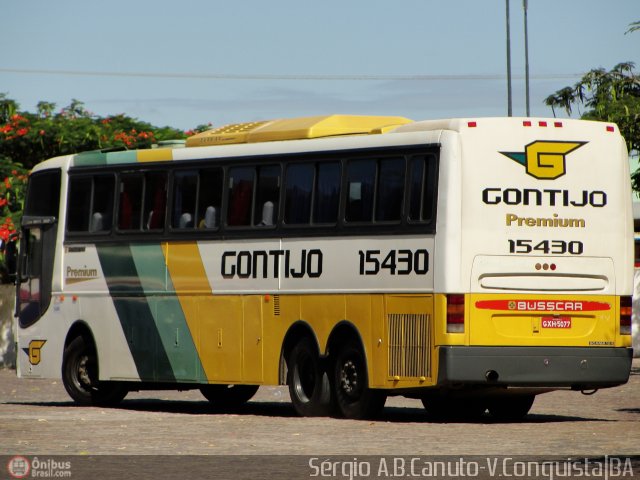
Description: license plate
xmin=541 ymin=316 xmax=571 ymax=328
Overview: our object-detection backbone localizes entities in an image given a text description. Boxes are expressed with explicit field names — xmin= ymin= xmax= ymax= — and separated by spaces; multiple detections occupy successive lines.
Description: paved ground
xmin=1 ymin=360 xmax=639 ymax=458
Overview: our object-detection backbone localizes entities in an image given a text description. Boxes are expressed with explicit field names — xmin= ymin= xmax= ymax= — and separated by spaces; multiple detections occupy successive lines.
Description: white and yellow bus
xmin=16 ymin=115 xmax=633 ymax=420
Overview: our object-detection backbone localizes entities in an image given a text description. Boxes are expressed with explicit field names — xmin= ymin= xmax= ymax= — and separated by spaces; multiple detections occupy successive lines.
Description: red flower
xmin=16 ymin=128 xmax=28 ymax=136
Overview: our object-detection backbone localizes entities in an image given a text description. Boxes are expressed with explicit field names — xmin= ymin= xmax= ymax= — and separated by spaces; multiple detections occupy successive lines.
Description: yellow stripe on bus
xmin=137 ymin=148 xmax=174 ymax=163
xmin=163 ymin=242 xmax=216 ymax=381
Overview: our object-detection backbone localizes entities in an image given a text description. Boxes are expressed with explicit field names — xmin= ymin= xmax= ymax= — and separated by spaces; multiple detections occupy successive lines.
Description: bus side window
xmin=254 ymin=165 xmax=280 ymax=227
xmin=408 ymin=155 xmax=436 ymax=223
xmin=375 ymin=157 xmax=405 ymax=222
xmin=227 ymin=167 xmax=255 ymax=227
xmin=346 ymin=159 xmax=375 ymax=223
xmin=172 ymin=170 xmax=198 ymax=229
xmin=313 ymin=162 xmax=340 ymax=224
xmin=143 ymin=172 xmax=167 ymax=231
xmin=67 ymin=175 xmax=114 ymax=233
xmin=284 ymin=163 xmax=314 ymax=225
xmin=118 ymin=175 xmax=143 ymax=230
xmin=91 ymin=175 xmax=114 ymax=232
xmin=67 ymin=177 xmax=92 ymax=232
xmin=197 ymin=168 xmax=223 ymax=229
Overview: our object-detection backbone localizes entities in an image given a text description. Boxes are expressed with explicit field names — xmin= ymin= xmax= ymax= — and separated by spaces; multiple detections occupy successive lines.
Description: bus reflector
xmin=446 ymin=294 xmax=465 ymax=333
xmin=606 ymin=125 xmax=615 ymax=132
xmin=554 ymin=121 xmax=563 ymax=128
xmin=620 ymin=296 xmax=632 ymax=335
xmin=523 ymin=121 xmax=532 ymax=127
xmin=467 ymin=121 xmax=477 ymax=128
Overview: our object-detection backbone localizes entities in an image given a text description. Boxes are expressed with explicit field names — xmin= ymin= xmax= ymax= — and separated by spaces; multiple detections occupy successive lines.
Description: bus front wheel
xmin=61 ymin=335 xmax=127 ymax=406
xmin=332 ymin=342 xmax=386 ymax=419
xmin=287 ymin=337 xmax=331 ymax=416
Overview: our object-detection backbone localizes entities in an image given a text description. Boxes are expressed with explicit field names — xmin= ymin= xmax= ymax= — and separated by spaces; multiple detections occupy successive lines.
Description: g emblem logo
xmin=501 ymin=141 xmax=587 ymax=180
xmin=25 ymin=340 xmax=47 ymax=365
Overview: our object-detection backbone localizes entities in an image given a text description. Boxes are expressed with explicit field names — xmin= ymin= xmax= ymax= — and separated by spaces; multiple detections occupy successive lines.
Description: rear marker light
xmin=468 ymin=121 xmax=477 ymax=128
xmin=554 ymin=121 xmax=563 ymax=128
xmin=539 ymin=121 xmax=548 ymax=127
xmin=606 ymin=125 xmax=615 ymax=132
xmin=535 ymin=263 xmax=556 ymax=271
xmin=446 ymin=294 xmax=465 ymax=333
xmin=523 ymin=121 xmax=532 ymax=127
xmin=620 ymin=296 xmax=632 ymax=335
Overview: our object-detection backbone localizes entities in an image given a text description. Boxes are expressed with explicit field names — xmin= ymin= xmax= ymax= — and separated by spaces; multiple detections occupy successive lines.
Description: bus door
xmin=18 ymin=220 xmax=57 ymax=326
xmin=17 ymin=170 xmax=61 ymax=328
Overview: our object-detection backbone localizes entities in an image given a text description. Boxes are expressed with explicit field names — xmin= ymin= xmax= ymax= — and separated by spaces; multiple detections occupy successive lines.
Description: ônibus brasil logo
xmin=7 ymin=456 xmax=30 ymax=479
xmin=500 ymin=140 xmax=587 ymax=180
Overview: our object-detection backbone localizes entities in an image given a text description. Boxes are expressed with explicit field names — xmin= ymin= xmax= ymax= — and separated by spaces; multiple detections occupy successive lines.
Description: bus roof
xmin=184 ymin=114 xmax=413 ymax=147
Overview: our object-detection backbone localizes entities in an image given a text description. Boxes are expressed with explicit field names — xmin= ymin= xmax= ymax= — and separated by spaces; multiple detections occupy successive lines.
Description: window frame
xmin=64 ymin=144 xmax=439 ymax=243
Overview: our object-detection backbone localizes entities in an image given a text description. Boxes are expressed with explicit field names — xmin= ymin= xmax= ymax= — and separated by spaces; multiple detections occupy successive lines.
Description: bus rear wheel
xmin=200 ymin=384 xmax=259 ymax=409
xmin=332 ymin=342 xmax=386 ymax=419
xmin=287 ymin=337 xmax=331 ymax=417
xmin=62 ymin=335 xmax=127 ymax=406
xmin=487 ymin=394 xmax=535 ymax=422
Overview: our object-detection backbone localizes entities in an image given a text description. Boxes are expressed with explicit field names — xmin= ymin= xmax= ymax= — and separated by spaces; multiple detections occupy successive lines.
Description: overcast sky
xmin=3 ymin=0 xmax=639 ymax=130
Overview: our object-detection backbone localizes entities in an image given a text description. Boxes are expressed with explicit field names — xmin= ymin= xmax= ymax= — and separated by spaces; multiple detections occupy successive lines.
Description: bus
xmin=15 ymin=115 xmax=633 ymax=420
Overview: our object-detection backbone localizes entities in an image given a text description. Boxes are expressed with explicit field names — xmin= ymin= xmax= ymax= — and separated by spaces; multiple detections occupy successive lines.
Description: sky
xmin=2 ymin=0 xmax=639 ymax=131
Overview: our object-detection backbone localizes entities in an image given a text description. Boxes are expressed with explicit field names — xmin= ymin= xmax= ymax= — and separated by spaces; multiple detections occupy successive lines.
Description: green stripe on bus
xmin=96 ymin=244 xmax=177 ymax=382
xmin=105 ymin=150 xmax=138 ymax=164
xmin=73 ymin=152 xmax=108 ymax=166
xmin=73 ymin=150 xmax=139 ymax=166
xmin=130 ymin=244 xmax=205 ymax=382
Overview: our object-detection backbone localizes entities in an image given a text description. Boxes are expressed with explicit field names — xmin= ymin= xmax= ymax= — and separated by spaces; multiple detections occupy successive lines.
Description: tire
xmin=487 ymin=394 xmax=535 ymax=422
xmin=200 ymin=384 xmax=259 ymax=409
xmin=332 ymin=342 xmax=386 ymax=419
xmin=287 ymin=337 xmax=331 ymax=417
xmin=421 ymin=396 xmax=487 ymax=421
xmin=62 ymin=335 xmax=127 ymax=406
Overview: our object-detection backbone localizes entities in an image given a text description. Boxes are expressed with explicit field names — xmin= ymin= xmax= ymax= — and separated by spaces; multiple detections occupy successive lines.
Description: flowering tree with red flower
xmin=0 ymin=93 xmax=204 ymax=280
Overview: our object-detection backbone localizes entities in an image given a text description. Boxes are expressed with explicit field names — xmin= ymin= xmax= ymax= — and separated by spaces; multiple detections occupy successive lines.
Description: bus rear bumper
xmin=437 ymin=346 xmax=632 ymax=389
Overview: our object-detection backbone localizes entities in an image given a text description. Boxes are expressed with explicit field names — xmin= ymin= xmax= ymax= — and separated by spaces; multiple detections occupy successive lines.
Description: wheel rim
xmin=339 ymin=357 xmax=363 ymax=401
xmin=73 ymin=353 xmax=95 ymax=393
xmin=294 ymin=351 xmax=316 ymax=403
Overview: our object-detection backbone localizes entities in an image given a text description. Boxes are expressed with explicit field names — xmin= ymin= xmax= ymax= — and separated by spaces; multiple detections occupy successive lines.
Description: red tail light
xmin=620 ymin=296 xmax=632 ymax=335
xmin=447 ymin=294 xmax=465 ymax=333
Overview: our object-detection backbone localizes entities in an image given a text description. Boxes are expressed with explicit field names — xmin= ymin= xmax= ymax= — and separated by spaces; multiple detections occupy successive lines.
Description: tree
xmin=0 ymin=96 xmax=187 ymax=171
xmin=544 ymin=62 xmax=640 ymax=190
xmin=0 ymin=95 xmax=193 ymax=272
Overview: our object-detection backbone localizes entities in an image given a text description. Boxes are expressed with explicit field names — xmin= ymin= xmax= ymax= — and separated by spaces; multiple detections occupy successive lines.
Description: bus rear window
xmin=408 ymin=155 xmax=437 ymax=223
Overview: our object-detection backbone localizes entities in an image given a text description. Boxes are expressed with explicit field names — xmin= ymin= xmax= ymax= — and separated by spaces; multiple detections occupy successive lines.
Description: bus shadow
xmin=5 ymin=400 xmax=613 ymax=424
xmin=617 ymin=407 xmax=640 ymax=414
xmin=380 ymin=406 xmax=610 ymax=424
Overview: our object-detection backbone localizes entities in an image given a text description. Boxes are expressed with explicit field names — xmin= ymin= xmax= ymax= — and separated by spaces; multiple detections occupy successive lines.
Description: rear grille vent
xmin=388 ymin=313 xmax=430 ymax=378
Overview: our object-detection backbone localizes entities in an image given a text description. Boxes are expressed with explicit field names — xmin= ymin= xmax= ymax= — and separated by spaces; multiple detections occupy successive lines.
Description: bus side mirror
xmin=3 ymin=233 xmax=19 ymax=283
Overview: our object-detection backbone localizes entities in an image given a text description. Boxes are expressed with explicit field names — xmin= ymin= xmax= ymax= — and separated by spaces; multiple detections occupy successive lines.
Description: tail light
xmin=620 ymin=296 xmax=632 ymax=335
xmin=446 ymin=294 xmax=465 ymax=333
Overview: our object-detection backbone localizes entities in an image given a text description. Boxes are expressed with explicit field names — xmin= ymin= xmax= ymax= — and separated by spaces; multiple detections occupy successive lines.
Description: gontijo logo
xmin=500 ymin=140 xmax=587 ymax=180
